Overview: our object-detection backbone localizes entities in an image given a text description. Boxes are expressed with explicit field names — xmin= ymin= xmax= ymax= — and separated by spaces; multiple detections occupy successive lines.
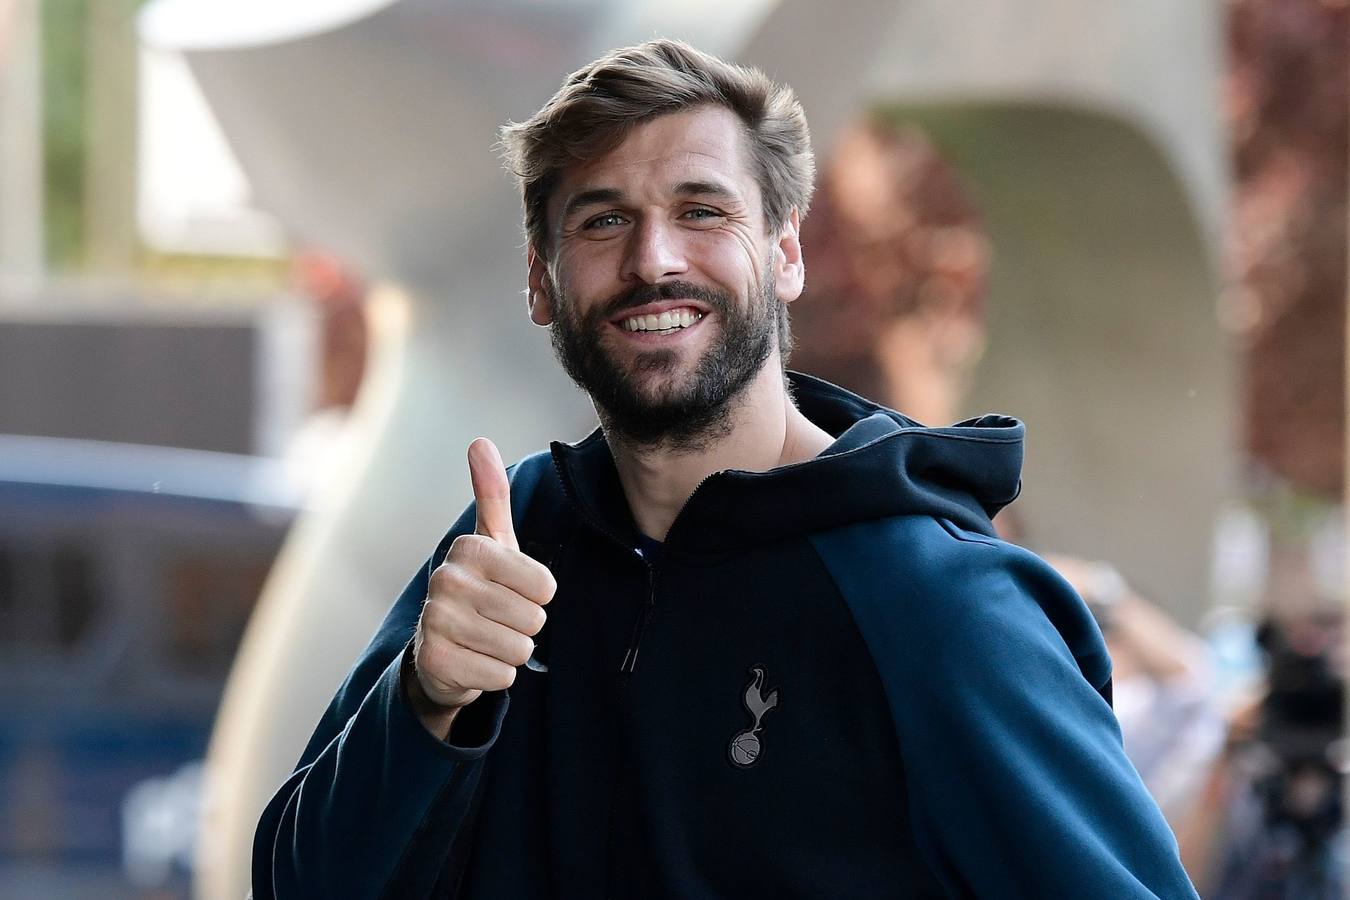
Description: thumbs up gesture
xmin=408 ymin=439 xmax=556 ymax=737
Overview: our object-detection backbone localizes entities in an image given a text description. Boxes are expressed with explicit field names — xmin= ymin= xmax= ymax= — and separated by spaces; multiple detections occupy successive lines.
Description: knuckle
xmin=416 ymin=635 xmax=448 ymax=679
xmin=418 ymin=591 xmax=445 ymax=625
xmin=419 ymin=593 xmax=463 ymax=637
xmin=431 ymin=567 xmax=481 ymax=611
xmin=450 ymin=533 xmax=489 ymax=563
xmin=428 ymin=562 xmax=466 ymax=596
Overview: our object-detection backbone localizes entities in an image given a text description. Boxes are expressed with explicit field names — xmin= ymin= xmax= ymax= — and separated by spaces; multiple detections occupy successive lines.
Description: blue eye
xmin=681 ymin=207 xmax=726 ymax=228
xmin=584 ymin=213 xmax=625 ymax=230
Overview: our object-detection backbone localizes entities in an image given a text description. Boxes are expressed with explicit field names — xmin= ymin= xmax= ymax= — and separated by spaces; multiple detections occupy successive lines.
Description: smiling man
xmin=252 ymin=41 xmax=1199 ymax=899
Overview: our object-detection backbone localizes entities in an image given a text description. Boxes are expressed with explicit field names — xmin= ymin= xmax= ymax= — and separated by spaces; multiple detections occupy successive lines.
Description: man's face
xmin=528 ymin=105 xmax=804 ymax=448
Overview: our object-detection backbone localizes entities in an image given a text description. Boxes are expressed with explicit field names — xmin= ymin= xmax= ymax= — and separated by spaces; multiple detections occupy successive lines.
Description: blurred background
xmin=0 ymin=0 xmax=1343 ymax=897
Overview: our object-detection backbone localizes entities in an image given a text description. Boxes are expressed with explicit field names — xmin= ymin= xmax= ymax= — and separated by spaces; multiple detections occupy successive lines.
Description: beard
xmin=548 ymin=270 xmax=787 ymax=451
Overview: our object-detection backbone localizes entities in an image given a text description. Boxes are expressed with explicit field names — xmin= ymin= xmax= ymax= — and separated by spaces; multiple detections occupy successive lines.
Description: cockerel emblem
xmin=728 ymin=666 xmax=780 ymax=768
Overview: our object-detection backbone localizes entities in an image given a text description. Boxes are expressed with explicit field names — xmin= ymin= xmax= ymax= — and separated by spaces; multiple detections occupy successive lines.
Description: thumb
xmin=468 ymin=437 xmax=519 ymax=551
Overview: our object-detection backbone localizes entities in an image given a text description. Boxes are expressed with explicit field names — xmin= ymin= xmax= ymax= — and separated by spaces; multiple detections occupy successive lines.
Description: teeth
xmin=622 ymin=308 xmax=704 ymax=333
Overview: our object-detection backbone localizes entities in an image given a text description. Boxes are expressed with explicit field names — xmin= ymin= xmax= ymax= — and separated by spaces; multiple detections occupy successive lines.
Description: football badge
xmin=728 ymin=666 xmax=780 ymax=768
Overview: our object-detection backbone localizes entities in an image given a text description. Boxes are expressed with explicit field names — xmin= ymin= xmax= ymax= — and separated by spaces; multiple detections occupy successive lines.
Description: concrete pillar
xmin=0 ymin=0 xmax=44 ymax=285
xmin=83 ymin=0 xmax=138 ymax=273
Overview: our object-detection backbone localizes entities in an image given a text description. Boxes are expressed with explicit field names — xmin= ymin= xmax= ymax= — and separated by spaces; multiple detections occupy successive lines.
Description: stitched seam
xmin=803 ymin=531 xmax=954 ymax=891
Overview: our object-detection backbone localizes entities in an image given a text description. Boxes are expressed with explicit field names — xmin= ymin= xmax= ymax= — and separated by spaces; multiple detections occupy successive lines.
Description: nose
xmin=622 ymin=216 xmax=687 ymax=284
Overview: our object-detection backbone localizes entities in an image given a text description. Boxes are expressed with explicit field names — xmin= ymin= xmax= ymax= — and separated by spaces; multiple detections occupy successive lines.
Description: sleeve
xmin=250 ymin=503 xmax=509 ymax=900
xmin=814 ymin=519 xmax=1201 ymax=899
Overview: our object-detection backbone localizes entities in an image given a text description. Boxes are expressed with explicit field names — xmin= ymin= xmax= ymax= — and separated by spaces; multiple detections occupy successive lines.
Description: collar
xmin=549 ymin=371 xmax=1023 ymax=556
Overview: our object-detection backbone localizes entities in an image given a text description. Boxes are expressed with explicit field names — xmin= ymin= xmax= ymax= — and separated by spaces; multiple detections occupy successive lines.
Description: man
xmin=253 ymin=40 xmax=1199 ymax=898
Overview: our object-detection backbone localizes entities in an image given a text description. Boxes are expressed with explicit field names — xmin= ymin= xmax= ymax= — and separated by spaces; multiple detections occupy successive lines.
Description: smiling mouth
xmin=618 ymin=306 xmax=705 ymax=334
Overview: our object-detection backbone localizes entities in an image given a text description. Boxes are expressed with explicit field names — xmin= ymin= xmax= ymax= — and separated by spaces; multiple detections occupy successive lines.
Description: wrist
xmin=401 ymin=649 xmax=464 ymax=741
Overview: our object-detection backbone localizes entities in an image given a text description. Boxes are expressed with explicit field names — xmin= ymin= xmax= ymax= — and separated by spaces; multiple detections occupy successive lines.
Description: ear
xmin=526 ymin=246 xmax=555 ymax=326
xmin=773 ymin=207 xmax=804 ymax=303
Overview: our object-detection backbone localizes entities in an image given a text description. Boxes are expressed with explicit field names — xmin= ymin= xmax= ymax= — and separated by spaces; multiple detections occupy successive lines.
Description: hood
xmin=550 ymin=371 xmax=1023 ymax=555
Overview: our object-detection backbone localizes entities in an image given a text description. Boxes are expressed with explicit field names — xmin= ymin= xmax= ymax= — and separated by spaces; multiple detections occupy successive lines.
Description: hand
xmin=409 ymin=438 xmax=556 ymax=735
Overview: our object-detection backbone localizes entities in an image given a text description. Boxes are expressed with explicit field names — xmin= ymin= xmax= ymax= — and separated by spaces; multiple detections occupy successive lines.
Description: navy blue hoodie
xmin=253 ymin=373 xmax=1199 ymax=899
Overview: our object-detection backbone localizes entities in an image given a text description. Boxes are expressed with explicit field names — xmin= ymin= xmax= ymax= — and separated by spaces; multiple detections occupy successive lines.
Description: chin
xmin=615 ymin=348 xmax=690 ymax=383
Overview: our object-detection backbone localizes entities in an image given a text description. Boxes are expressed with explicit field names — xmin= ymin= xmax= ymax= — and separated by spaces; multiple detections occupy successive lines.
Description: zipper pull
xmin=619 ymin=561 xmax=656 ymax=677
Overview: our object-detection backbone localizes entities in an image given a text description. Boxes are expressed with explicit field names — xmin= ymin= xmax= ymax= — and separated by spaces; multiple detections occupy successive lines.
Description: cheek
xmin=690 ymin=231 xmax=762 ymax=283
xmin=555 ymin=246 xmax=616 ymax=293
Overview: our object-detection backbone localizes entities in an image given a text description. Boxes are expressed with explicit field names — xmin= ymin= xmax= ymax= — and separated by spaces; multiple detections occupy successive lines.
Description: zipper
xmin=604 ymin=550 xmax=654 ymax=899
xmin=549 ymin=453 xmax=718 ymax=899
xmin=551 ymin=450 xmax=720 ymax=681
xmin=615 ymin=467 xmax=721 ymax=681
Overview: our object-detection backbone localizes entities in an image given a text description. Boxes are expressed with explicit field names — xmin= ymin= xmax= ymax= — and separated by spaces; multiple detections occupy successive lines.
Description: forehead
xmin=550 ymin=106 xmax=759 ymax=218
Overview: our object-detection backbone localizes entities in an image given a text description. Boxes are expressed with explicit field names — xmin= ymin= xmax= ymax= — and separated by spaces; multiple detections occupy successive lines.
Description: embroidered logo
xmin=728 ymin=666 xmax=780 ymax=768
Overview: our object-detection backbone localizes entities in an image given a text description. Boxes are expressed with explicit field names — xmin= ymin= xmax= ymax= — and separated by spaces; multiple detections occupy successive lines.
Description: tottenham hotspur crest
xmin=728 ymin=666 xmax=780 ymax=768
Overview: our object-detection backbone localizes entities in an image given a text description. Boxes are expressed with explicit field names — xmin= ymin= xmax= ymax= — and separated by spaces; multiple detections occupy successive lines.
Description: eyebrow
xmin=559 ymin=188 xmax=624 ymax=223
xmin=673 ymin=180 xmax=740 ymax=203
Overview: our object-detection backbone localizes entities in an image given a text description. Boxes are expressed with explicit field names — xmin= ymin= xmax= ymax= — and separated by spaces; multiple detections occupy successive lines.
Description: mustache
xmin=594 ymin=281 xmax=731 ymax=320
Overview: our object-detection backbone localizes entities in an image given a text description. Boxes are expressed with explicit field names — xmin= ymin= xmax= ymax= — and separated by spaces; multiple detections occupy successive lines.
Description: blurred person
xmin=299 ymin=250 xmax=368 ymax=414
xmin=1182 ymin=612 xmax=1346 ymax=899
xmin=252 ymin=41 xmax=1197 ymax=898
xmin=280 ymin=251 xmax=369 ymax=496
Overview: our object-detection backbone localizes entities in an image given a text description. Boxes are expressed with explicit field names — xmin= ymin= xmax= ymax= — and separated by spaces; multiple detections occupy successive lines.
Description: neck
xmin=602 ymin=364 xmax=835 ymax=541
